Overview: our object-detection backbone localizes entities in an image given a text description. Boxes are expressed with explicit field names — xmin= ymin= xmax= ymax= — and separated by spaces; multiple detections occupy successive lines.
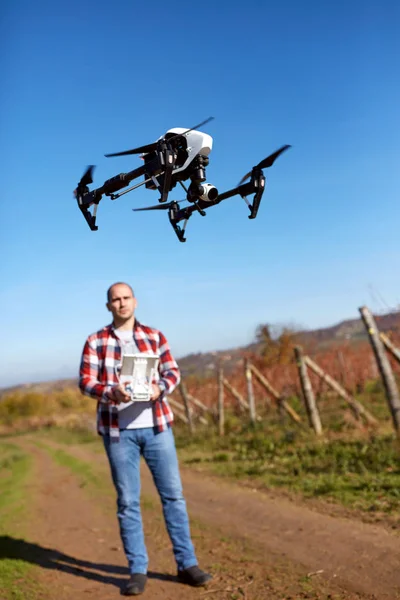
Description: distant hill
xmin=1 ymin=309 xmax=399 ymax=395
xmin=0 ymin=378 xmax=79 ymax=398
xmin=177 ymin=309 xmax=400 ymax=378
xmin=297 ymin=310 xmax=400 ymax=346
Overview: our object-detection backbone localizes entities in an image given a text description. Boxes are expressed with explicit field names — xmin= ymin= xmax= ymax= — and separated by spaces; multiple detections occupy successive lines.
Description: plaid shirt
xmin=79 ymin=320 xmax=180 ymax=441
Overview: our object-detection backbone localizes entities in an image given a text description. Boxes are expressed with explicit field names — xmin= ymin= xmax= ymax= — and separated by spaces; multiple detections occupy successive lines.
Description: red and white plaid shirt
xmin=79 ymin=320 xmax=179 ymax=441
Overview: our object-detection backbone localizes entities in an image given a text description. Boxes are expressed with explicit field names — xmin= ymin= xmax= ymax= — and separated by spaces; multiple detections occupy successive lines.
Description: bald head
xmin=107 ymin=282 xmax=134 ymax=303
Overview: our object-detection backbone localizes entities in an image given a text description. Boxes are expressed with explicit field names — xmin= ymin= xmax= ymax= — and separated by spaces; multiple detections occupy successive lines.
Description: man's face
xmin=107 ymin=284 xmax=137 ymax=322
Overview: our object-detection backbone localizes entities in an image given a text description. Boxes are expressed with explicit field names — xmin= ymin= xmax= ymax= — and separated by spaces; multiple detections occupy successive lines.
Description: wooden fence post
xmin=294 ymin=346 xmax=323 ymax=435
xmin=245 ymin=359 xmax=256 ymax=424
xmin=179 ymin=381 xmax=194 ymax=434
xmin=336 ymin=350 xmax=348 ymax=388
xmin=380 ymin=332 xmax=400 ymax=365
xmin=248 ymin=362 xmax=302 ymax=424
xmin=185 ymin=392 xmax=210 ymax=426
xmin=218 ymin=365 xmax=225 ymax=436
xmin=359 ymin=306 xmax=400 ymax=437
xmin=222 ymin=376 xmax=249 ymax=412
xmin=304 ymin=355 xmax=378 ymax=427
xmin=168 ymin=397 xmax=189 ymax=424
xmin=186 ymin=392 xmax=210 ymax=413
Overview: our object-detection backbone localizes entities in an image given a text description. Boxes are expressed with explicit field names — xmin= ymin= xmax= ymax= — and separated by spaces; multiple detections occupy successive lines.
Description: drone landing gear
xmin=237 ymin=171 xmax=266 ymax=220
xmin=215 ymin=170 xmax=266 ymax=221
xmin=74 ymin=166 xmax=100 ymax=231
xmin=145 ymin=140 xmax=178 ymax=204
xmin=246 ymin=170 xmax=265 ymax=220
xmin=77 ymin=198 xmax=99 ymax=231
xmin=171 ymin=221 xmax=187 ymax=243
xmin=168 ymin=202 xmax=189 ymax=242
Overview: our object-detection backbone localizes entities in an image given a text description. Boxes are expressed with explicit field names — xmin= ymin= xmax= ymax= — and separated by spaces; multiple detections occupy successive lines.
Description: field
xmin=1 ymin=377 xmax=400 ymax=599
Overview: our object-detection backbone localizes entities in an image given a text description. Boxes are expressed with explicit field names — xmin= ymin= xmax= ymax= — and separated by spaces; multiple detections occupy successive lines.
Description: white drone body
xmin=153 ymin=128 xmax=213 ymax=175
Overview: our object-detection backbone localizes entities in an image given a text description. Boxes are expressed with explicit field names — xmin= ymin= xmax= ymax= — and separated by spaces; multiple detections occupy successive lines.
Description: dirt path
xmin=155 ymin=468 xmax=400 ymax=599
xmin=16 ymin=441 xmax=243 ymax=600
xmin=9 ymin=436 xmax=400 ymax=600
xmin=16 ymin=444 xmax=129 ymax=599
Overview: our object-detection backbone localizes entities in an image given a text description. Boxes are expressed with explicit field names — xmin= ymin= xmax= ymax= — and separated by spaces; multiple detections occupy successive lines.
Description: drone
xmin=74 ymin=117 xmax=291 ymax=242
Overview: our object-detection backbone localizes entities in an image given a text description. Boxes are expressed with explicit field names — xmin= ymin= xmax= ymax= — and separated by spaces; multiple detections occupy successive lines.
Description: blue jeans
xmin=103 ymin=427 xmax=198 ymax=574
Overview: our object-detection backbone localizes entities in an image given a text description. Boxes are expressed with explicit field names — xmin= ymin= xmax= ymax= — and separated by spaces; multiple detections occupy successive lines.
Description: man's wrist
xmin=157 ymin=380 xmax=167 ymax=396
xmin=102 ymin=385 xmax=115 ymax=403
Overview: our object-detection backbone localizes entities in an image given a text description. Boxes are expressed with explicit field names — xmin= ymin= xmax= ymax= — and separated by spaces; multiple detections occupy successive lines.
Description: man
xmin=79 ymin=282 xmax=212 ymax=596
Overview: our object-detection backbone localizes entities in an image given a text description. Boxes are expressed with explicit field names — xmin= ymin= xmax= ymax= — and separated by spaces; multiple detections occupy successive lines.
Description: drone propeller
xmin=132 ymin=200 xmax=181 ymax=212
xmin=104 ymin=117 xmax=214 ymax=158
xmin=238 ymin=144 xmax=291 ymax=185
xmin=78 ymin=165 xmax=95 ymax=187
xmin=105 ymin=142 xmax=157 ymax=158
xmin=164 ymin=116 xmax=214 ymax=145
xmin=74 ymin=165 xmax=95 ymax=200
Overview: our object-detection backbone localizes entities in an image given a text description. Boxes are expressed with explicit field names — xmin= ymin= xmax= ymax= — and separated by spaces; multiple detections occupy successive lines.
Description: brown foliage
xmin=179 ymin=336 xmax=400 ymax=413
xmin=255 ymin=324 xmax=300 ymax=367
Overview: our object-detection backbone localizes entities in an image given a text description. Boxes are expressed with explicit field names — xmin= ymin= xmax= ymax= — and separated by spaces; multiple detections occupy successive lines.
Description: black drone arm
xmin=75 ymin=162 xmax=154 ymax=231
xmin=217 ymin=172 xmax=266 ymax=219
xmin=167 ymin=175 xmax=265 ymax=242
xmin=173 ymin=179 xmax=262 ymax=220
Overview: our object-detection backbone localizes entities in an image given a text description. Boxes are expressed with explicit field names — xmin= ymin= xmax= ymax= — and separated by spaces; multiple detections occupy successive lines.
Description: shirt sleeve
xmin=79 ymin=338 xmax=114 ymax=403
xmin=157 ymin=330 xmax=181 ymax=395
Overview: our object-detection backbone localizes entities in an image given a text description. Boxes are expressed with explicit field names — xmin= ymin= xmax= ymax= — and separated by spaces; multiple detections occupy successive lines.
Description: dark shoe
xmin=123 ymin=573 xmax=147 ymax=596
xmin=177 ymin=565 xmax=212 ymax=587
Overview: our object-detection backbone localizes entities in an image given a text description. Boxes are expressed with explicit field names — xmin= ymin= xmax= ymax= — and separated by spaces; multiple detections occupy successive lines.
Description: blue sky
xmin=1 ymin=0 xmax=399 ymax=386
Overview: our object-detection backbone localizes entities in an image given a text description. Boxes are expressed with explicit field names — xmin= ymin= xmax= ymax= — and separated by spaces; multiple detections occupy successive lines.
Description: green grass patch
xmin=0 ymin=442 xmax=31 ymax=521
xmin=37 ymin=426 xmax=102 ymax=451
xmin=38 ymin=440 xmax=156 ymax=513
xmin=0 ymin=441 xmax=43 ymax=599
xmin=174 ymin=417 xmax=400 ymax=520
xmin=39 ymin=445 xmax=104 ymax=491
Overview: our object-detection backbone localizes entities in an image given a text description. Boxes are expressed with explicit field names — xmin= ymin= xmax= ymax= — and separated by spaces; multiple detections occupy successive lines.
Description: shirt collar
xmin=108 ymin=319 xmax=141 ymax=336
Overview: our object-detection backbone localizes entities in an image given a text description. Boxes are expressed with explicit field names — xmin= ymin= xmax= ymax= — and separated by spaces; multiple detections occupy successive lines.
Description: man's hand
xmin=150 ymin=384 xmax=162 ymax=401
xmin=109 ymin=383 xmax=131 ymax=404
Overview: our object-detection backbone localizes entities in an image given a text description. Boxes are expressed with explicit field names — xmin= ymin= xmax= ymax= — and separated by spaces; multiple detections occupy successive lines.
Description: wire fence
xmin=169 ymin=306 xmax=400 ymax=441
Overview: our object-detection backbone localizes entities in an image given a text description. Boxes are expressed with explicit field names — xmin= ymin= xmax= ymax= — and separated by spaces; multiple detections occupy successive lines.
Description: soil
xmin=7 ymin=435 xmax=400 ymax=600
